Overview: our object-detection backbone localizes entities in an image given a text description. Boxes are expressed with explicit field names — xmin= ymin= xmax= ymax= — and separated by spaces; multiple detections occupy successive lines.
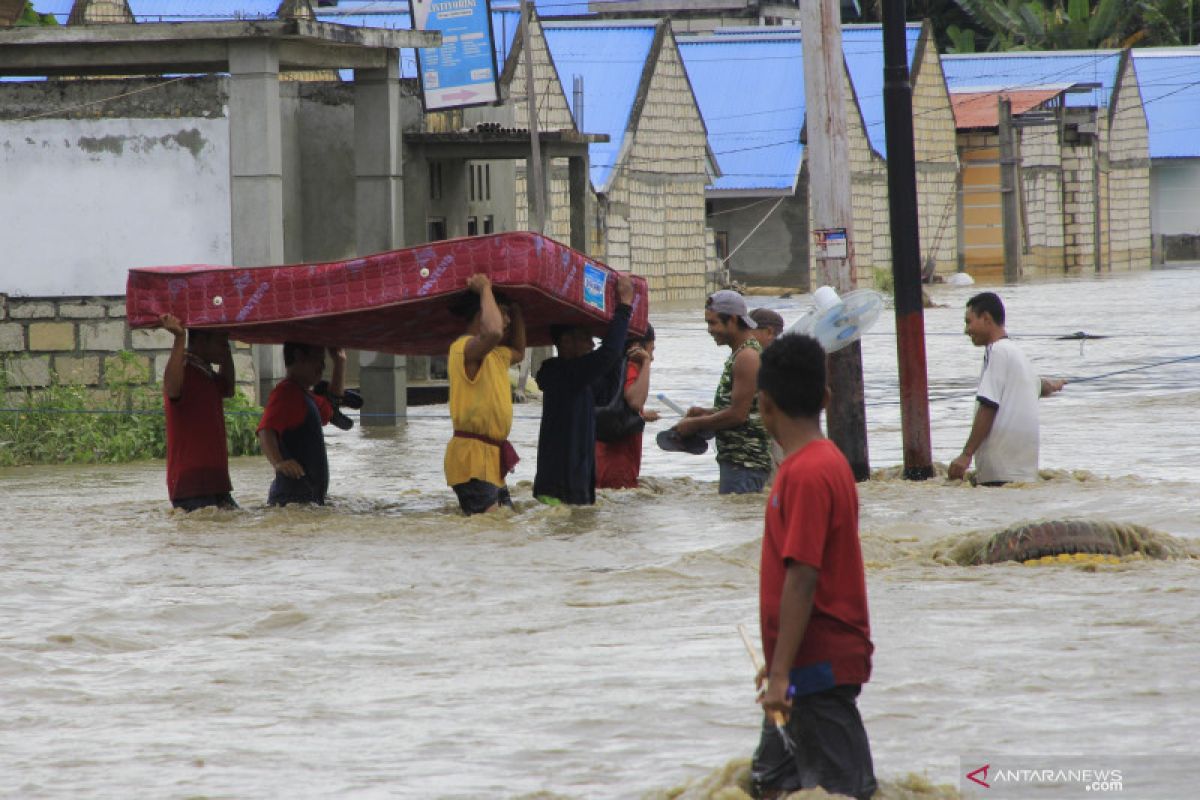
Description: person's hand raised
xmin=466 ymin=273 xmax=492 ymax=294
xmin=616 ymin=273 xmax=634 ymax=306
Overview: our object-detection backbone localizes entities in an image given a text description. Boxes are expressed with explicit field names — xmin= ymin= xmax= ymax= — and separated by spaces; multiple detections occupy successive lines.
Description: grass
xmin=0 ymin=352 xmax=261 ymax=467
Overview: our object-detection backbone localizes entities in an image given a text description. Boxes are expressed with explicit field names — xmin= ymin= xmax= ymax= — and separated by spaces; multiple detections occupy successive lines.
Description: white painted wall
xmin=0 ymin=117 xmax=231 ymax=296
xmin=1151 ymin=159 xmax=1200 ymax=236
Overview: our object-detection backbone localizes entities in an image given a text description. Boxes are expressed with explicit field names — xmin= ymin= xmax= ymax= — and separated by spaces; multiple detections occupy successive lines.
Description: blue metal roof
xmin=128 ymin=1 xmax=281 ymax=20
xmin=677 ymin=34 xmax=804 ymax=193
xmin=541 ymin=22 xmax=656 ymax=191
xmin=839 ymin=24 xmax=921 ymax=157
xmin=1132 ymin=49 xmax=1200 ymax=159
xmin=942 ymin=51 xmax=1122 ymax=111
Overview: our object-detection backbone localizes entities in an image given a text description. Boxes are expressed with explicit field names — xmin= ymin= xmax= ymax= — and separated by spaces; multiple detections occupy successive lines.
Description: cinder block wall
xmin=911 ymin=35 xmax=961 ymax=278
xmin=0 ymin=295 xmax=257 ymax=406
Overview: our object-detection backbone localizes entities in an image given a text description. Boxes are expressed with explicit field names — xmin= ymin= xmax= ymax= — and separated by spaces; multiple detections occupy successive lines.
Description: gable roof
xmin=677 ymin=32 xmax=804 ymax=194
xmin=1131 ymin=48 xmax=1200 ymax=159
xmin=838 ymin=23 xmax=921 ymax=157
xmin=541 ymin=20 xmax=657 ymax=191
xmin=941 ymin=51 xmax=1122 ymax=111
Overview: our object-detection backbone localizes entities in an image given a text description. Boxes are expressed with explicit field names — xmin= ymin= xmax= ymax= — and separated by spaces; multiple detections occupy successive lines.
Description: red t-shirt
xmin=257 ymin=379 xmax=333 ymax=434
xmin=760 ymin=438 xmax=873 ymax=687
xmin=164 ymin=361 xmax=232 ymax=501
xmin=596 ymin=362 xmax=643 ymax=489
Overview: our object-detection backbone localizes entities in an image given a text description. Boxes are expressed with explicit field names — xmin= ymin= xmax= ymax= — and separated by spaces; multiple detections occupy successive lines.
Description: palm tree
xmin=952 ymin=0 xmax=1195 ymax=51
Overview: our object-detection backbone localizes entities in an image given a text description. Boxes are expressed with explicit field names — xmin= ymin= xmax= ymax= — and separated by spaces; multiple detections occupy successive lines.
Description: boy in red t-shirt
xmin=595 ymin=325 xmax=660 ymax=490
xmin=257 ymin=342 xmax=345 ymax=506
xmin=751 ymin=334 xmax=876 ymax=800
xmin=160 ymin=314 xmax=237 ymax=512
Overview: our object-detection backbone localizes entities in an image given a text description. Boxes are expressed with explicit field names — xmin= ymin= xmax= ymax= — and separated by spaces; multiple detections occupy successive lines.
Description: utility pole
xmin=520 ymin=0 xmax=546 ymax=234
xmin=881 ymin=0 xmax=933 ymax=480
xmin=998 ymin=96 xmax=1022 ymax=283
xmin=799 ymin=0 xmax=870 ymax=480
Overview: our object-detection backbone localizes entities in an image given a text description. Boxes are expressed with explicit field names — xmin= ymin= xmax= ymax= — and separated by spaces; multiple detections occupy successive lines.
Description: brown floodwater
xmin=2 ymin=266 xmax=1199 ymax=798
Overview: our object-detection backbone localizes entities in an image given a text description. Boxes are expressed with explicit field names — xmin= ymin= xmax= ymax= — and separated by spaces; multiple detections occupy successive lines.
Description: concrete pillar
xmin=354 ymin=57 xmax=407 ymax=425
xmin=228 ymin=40 xmax=286 ymax=402
xmin=568 ymin=154 xmax=590 ymax=253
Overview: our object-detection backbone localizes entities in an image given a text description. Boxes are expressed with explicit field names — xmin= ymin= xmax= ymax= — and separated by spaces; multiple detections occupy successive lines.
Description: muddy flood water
xmin=3 ymin=266 xmax=1199 ymax=799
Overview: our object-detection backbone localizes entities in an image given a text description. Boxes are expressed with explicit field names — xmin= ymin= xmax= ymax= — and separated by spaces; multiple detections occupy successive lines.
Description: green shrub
xmin=0 ymin=352 xmax=261 ymax=467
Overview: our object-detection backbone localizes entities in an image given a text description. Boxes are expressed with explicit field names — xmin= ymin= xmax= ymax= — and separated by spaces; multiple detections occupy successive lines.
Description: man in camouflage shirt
xmin=673 ymin=290 xmax=774 ymax=494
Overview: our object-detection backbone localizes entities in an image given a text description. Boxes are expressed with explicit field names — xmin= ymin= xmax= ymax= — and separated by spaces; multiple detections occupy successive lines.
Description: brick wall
xmin=1 ymin=295 xmax=257 ymax=407
xmin=911 ymin=30 xmax=961 ymax=278
xmin=1105 ymin=56 xmax=1152 ymax=271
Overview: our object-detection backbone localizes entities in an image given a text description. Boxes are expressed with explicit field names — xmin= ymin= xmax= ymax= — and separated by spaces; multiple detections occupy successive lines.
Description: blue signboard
xmin=408 ymin=0 xmax=501 ymax=110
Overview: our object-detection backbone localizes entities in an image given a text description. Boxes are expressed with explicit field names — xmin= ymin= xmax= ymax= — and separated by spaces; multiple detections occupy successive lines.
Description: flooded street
xmin=3 ymin=266 xmax=1200 ymax=798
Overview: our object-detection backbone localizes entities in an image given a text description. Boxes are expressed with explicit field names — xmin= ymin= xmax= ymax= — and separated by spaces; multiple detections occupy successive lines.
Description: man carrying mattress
xmin=444 ymin=274 xmax=527 ymax=515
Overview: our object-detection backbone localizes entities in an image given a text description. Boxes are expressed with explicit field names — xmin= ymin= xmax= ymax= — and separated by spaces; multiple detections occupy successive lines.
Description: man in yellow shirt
xmin=444 ymin=274 xmax=526 ymax=514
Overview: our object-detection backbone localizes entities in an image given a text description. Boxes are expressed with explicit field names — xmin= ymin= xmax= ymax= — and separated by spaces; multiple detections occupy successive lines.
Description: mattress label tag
xmin=583 ymin=263 xmax=607 ymax=313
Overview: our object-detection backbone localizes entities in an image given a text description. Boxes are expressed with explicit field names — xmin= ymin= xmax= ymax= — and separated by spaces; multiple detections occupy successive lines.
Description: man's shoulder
xmin=781 ymin=440 xmax=854 ymax=485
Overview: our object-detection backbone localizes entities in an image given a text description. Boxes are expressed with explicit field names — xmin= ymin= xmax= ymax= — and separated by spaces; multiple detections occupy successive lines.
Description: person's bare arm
xmin=948 ymin=402 xmax=998 ymax=480
xmin=505 ymin=303 xmax=526 ymax=365
xmin=760 ymin=562 xmax=819 ymax=715
xmin=624 ymin=348 xmax=652 ymax=413
xmin=1041 ymin=377 xmax=1065 ymax=397
xmin=258 ymin=428 xmax=305 ymax=479
xmin=462 ymin=274 xmax=504 ymax=379
xmin=676 ymin=346 xmax=760 ymax=436
xmin=160 ymin=314 xmax=187 ymax=400
xmin=328 ymin=348 xmax=347 ymax=397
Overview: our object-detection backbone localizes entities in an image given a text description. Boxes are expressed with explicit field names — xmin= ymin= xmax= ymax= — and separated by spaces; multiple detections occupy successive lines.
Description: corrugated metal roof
xmin=127 ymin=0 xmax=281 ymax=21
xmin=1132 ymin=49 xmax=1200 ymax=159
xmin=541 ymin=22 xmax=656 ymax=191
xmin=942 ymin=51 xmax=1122 ymax=111
xmin=677 ymin=34 xmax=804 ymax=194
xmin=950 ymin=87 xmax=1067 ymax=129
xmin=840 ymin=24 xmax=920 ymax=157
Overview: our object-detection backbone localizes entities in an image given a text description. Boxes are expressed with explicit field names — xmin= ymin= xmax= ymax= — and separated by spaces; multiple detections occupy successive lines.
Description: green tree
xmin=15 ymin=1 xmax=59 ymax=26
xmin=951 ymin=0 xmax=1197 ymax=51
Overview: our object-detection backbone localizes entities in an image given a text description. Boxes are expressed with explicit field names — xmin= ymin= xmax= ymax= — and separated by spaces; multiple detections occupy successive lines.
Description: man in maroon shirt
xmin=752 ymin=334 xmax=876 ymax=800
xmin=160 ymin=313 xmax=237 ymax=511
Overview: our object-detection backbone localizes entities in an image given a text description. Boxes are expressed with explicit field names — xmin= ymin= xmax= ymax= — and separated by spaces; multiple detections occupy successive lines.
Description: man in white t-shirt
xmin=949 ymin=292 xmax=1065 ymax=484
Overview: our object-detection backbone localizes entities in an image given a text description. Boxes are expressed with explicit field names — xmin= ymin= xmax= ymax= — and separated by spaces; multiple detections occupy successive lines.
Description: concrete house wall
xmin=909 ymin=25 xmax=960 ymax=278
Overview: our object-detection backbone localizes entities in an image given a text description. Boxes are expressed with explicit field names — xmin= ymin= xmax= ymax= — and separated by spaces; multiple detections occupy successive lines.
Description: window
xmin=714 ymin=231 xmax=730 ymax=262
xmin=427 ymin=218 xmax=447 ymax=241
xmin=429 ymin=162 xmax=443 ymax=201
xmin=483 ymin=215 xmax=494 ymax=234
xmin=467 ymin=216 xmax=478 ymax=236
xmin=469 ymin=163 xmax=493 ymax=203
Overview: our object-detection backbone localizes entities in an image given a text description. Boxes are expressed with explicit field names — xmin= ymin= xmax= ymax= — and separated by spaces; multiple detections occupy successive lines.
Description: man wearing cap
xmin=750 ymin=308 xmax=785 ymax=350
xmin=673 ymin=290 xmax=774 ymax=494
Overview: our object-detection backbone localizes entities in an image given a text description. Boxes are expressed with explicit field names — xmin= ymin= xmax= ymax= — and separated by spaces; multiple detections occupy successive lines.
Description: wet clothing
xmin=751 ymin=685 xmax=877 ymax=800
xmin=756 ymin=437 xmax=875 ymax=800
xmin=713 ymin=338 xmax=773 ymax=472
xmin=452 ymin=479 xmax=514 ymax=515
xmin=258 ymin=379 xmax=334 ymax=506
xmin=164 ymin=358 xmax=233 ymax=505
xmin=760 ymin=438 xmax=873 ymax=685
xmin=719 ymin=461 xmax=768 ymax=495
xmin=172 ymin=493 xmax=238 ymax=512
xmin=975 ymin=337 xmax=1041 ymax=484
xmin=595 ymin=361 xmax=644 ymax=490
xmin=444 ymin=337 xmax=515 ymax=490
xmin=533 ymin=304 xmax=631 ymax=505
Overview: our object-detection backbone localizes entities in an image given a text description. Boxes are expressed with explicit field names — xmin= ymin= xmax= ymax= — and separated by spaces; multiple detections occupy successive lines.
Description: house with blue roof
xmin=503 ymin=12 xmax=721 ymax=300
xmin=943 ymin=50 xmax=1151 ymax=274
xmin=1132 ymin=47 xmax=1200 ymax=262
xmin=677 ymin=21 xmax=958 ymax=288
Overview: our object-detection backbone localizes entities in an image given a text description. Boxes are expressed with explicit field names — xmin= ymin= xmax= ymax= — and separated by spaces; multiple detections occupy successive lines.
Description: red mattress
xmin=125 ymin=232 xmax=649 ymax=356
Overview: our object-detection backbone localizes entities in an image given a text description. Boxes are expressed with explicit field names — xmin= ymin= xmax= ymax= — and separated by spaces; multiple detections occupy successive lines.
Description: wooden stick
xmin=738 ymin=623 xmax=789 ymax=730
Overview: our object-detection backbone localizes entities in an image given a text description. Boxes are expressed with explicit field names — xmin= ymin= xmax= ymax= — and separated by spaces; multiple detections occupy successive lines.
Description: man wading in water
xmin=444 ymin=274 xmax=526 ymax=515
xmin=672 ymin=290 xmax=773 ymax=494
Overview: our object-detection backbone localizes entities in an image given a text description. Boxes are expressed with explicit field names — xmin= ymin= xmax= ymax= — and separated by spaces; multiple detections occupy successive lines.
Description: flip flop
xmin=656 ymin=428 xmax=709 ymax=455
